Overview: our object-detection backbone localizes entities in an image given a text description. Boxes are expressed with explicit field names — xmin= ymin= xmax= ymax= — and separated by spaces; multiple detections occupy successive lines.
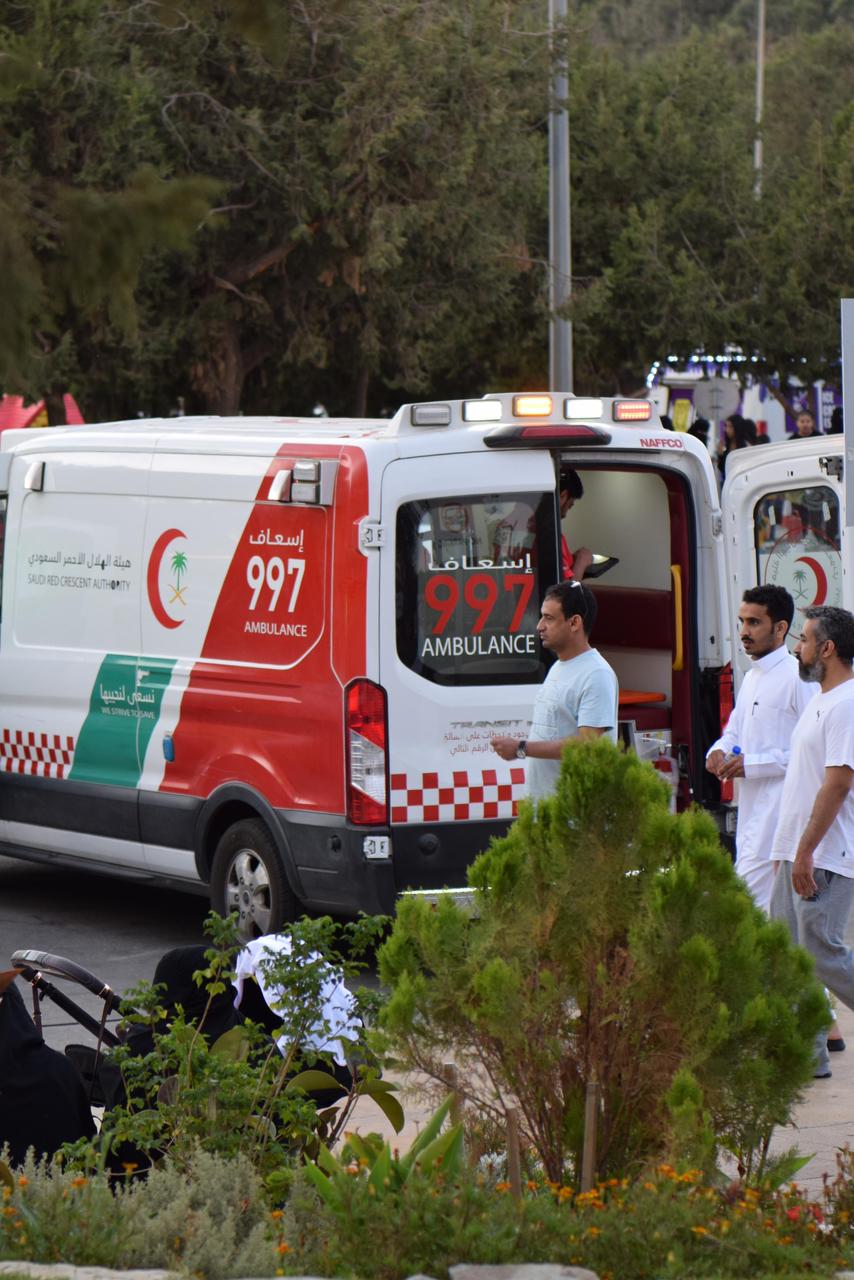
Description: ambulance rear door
xmin=721 ymin=438 xmax=843 ymax=686
xmin=378 ymin=449 xmax=559 ymax=895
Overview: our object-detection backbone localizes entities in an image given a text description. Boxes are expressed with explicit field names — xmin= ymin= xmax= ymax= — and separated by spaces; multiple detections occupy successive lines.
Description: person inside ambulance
xmin=559 ymin=467 xmax=593 ymax=582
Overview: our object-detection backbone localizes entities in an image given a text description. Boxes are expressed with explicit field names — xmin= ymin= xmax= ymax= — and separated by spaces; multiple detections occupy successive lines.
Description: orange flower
xmin=277 ymin=1241 xmax=290 ymax=1255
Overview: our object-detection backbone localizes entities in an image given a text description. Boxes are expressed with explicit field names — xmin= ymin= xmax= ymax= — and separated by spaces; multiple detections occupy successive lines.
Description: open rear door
xmin=722 ymin=438 xmax=844 ymax=686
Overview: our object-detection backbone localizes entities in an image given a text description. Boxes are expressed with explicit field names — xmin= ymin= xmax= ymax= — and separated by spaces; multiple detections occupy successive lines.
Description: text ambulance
xmin=0 ymin=394 xmax=842 ymax=935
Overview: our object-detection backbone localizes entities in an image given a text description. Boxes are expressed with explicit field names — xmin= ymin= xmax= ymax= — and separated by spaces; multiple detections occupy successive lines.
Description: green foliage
xmin=4 ymin=1142 xmax=854 ymax=1279
xmin=1 ymin=0 xmax=851 ymax=412
xmin=378 ymin=738 xmax=827 ymax=1186
xmin=283 ymin=1154 xmax=854 ymax=1280
xmin=76 ymin=910 xmax=395 ymax=1181
xmin=303 ymin=1095 xmax=464 ymax=1213
xmin=0 ymin=1148 xmax=282 ymax=1278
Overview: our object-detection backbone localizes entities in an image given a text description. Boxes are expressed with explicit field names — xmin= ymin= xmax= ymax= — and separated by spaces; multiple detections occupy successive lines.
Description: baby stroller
xmin=10 ymin=948 xmax=125 ymax=1106
xmin=9 ymin=940 xmax=366 ymax=1133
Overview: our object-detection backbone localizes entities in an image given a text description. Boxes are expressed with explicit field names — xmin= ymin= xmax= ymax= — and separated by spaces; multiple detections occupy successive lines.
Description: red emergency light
xmin=613 ymin=400 xmax=652 ymax=422
xmin=484 ymin=423 xmax=611 ymax=448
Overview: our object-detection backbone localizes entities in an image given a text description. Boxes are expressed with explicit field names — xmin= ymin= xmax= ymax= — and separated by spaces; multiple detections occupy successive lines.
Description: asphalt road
xmin=0 ymin=853 xmax=210 ymax=1051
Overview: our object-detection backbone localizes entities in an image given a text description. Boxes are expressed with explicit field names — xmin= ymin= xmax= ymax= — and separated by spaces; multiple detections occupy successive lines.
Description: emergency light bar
xmin=402 ymin=393 xmax=655 ymax=433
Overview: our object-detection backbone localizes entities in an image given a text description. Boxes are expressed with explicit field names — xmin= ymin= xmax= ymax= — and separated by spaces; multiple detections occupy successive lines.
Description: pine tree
xmin=378 ymin=738 xmax=827 ymax=1185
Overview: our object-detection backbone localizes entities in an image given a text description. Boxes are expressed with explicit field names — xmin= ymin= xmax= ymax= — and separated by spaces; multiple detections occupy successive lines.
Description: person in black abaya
xmin=121 ymin=945 xmax=243 ymax=1058
xmin=0 ymin=973 xmax=95 ymax=1167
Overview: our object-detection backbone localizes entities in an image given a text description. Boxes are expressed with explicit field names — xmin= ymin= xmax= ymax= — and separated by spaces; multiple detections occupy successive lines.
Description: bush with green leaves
xmin=377 ymin=738 xmax=828 ymax=1185
xmin=78 ymin=910 xmax=399 ymax=1183
xmin=281 ymin=1149 xmax=854 ymax=1280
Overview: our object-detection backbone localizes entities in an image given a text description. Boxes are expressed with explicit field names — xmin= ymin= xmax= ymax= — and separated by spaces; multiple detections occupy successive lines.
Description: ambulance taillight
xmin=345 ymin=679 xmax=388 ymax=824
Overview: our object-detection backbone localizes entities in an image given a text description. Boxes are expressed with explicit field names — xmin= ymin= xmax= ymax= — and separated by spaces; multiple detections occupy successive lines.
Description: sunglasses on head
xmin=567 ymin=579 xmax=588 ymax=619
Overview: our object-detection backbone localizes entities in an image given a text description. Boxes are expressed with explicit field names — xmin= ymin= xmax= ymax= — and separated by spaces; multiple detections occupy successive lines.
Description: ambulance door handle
xmin=670 ymin=564 xmax=684 ymax=672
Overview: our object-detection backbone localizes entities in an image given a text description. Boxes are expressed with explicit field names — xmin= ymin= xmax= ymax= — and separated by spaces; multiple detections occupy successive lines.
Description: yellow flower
xmin=585 ymin=1226 xmax=601 ymax=1238
xmin=691 ymin=1226 xmax=708 ymax=1236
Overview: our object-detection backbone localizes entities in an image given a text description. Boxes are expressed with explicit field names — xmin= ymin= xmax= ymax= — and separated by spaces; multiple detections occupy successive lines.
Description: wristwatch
xmin=516 ymin=740 xmax=527 ymax=759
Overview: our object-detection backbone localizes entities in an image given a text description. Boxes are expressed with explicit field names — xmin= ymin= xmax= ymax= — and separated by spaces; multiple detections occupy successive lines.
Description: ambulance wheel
xmin=211 ymin=819 xmax=296 ymax=942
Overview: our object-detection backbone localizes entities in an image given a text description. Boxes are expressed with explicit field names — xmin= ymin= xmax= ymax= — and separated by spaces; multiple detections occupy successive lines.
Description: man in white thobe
xmin=706 ymin=584 xmax=817 ymax=912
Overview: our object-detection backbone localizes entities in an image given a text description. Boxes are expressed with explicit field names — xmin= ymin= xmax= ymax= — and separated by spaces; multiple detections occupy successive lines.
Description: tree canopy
xmin=0 ymin=0 xmax=851 ymax=415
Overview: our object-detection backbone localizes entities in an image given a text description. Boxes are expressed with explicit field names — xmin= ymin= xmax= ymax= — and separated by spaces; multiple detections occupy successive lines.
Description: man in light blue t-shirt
xmin=491 ymin=580 xmax=618 ymax=800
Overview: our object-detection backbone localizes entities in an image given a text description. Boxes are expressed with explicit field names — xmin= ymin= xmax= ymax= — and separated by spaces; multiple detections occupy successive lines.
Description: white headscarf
xmin=233 ymin=933 xmax=361 ymax=1066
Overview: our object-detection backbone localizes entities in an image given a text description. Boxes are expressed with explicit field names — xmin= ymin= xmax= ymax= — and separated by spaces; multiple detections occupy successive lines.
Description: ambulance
xmin=0 ymin=393 xmax=843 ymax=937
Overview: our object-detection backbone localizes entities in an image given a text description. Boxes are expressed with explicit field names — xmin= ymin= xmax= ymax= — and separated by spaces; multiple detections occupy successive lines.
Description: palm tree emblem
xmin=169 ymin=551 xmax=188 ymax=605
xmin=791 ymin=567 xmax=809 ymax=601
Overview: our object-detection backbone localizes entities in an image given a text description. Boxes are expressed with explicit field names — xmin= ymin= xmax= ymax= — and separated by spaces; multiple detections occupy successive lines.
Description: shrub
xmin=377 ymin=738 xmax=828 ymax=1184
xmin=281 ymin=1156 xmax=853 ymax=1280
xmin=85 ymin=910 xmax=398 ymax=1182
xmin=0 ymin=1148 xmax=280 ymax=1278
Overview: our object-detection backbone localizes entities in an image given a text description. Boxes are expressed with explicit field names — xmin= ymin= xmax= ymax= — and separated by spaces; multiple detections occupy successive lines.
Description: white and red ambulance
xmin=0 ymin=393 xmax=843 ymax=935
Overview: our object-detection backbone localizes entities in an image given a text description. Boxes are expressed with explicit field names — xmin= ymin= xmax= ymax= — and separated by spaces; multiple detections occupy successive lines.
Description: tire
xmin=210 ymin=818 xmax=297 ymax=942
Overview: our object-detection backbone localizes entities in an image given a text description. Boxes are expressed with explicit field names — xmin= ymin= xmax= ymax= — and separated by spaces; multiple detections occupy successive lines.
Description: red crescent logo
xmin=147 ymin=528 xmax=187 ymax=629
xmin=796 ymin=555 xmax=828 ymax=606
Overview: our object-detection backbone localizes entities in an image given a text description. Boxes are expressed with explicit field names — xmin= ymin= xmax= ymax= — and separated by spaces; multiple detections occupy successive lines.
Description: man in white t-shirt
xmin=490 ymin=580 xmax=618 ymax=801
xmin=770 ymin=605 xmax=854 ymax=1078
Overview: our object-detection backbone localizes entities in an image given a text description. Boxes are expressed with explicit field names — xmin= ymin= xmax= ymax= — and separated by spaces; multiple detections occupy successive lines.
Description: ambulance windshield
xmin=395 ymin=491 xmax=556 ymax=685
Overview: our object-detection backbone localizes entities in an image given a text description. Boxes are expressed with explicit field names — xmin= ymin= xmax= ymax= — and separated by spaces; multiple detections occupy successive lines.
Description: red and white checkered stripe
xmin=390 ymin=767 xmax=526 ymax=824
xmin=0 ymin=729 xmax=75 ymax=779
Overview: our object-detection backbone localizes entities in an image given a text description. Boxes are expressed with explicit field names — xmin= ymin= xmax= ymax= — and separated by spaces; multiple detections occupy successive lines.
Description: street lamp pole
xmin=549 ymin=0 xmax=573 ymax=391
xmin=753 ymin=0 xmax=766 ymax=195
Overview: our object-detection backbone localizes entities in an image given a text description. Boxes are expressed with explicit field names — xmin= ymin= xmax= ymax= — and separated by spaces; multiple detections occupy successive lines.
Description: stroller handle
xmin=11 ymin=949 xmax=122 ymax=1047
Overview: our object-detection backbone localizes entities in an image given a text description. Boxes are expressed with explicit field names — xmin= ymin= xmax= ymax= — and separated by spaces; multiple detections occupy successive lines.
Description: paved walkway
xmin=768 ymin=1000 xmax=854 ymax=1195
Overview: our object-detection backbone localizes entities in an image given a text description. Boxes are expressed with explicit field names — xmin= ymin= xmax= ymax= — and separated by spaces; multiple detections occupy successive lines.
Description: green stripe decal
xmin=69 ymin=653 xmax=176 ymax=787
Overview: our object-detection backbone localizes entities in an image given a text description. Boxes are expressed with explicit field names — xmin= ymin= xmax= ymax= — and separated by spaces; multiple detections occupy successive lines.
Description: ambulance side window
xmin=754 ymin=484 xmax=841 ymax=648
xmin=396 ymin=491 xmax=554 ymax=686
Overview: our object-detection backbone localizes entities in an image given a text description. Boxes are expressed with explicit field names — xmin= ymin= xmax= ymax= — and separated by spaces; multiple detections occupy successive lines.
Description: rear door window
xmin=396 ymin=491 xmax=556 ymax=686
xmin=754 ymin=483 xmax=841 ymax=647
